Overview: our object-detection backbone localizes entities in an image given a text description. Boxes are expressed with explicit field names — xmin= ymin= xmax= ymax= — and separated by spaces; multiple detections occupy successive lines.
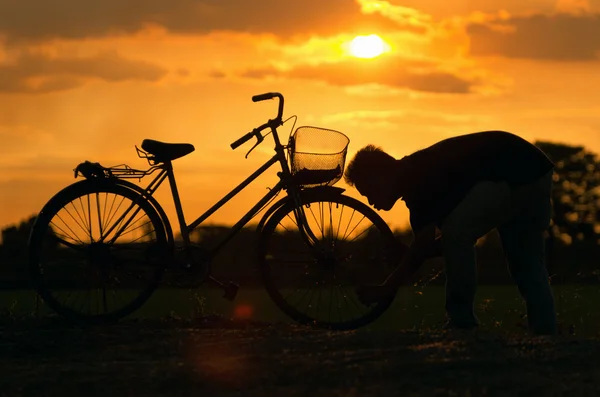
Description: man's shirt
xmin=400 ymin=131 xmax=555 ymax=231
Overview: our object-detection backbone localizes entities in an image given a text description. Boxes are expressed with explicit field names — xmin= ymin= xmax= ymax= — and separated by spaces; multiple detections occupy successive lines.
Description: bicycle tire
xmin=29 ymin=180 xmax=169 ymax=324
xmin=258 ymin=192 xmax=398 ymax=330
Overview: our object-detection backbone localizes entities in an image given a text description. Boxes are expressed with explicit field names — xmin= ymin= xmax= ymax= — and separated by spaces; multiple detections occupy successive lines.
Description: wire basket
xmin=288 ymin=126 xmax=350 ymax=188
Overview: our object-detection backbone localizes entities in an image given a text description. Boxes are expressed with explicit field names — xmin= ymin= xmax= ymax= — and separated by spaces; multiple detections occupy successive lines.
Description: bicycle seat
xmin=141 ymin=139 xmax=195 ymax=162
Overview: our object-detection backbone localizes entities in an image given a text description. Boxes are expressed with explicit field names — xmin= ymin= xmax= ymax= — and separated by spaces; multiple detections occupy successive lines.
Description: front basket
xmin=288 ymin=126 xmax=349 ymax=188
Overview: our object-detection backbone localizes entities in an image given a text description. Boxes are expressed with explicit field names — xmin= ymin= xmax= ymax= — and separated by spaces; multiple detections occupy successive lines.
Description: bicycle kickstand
xmin=207 ymin=276 xmax=239 ymax=301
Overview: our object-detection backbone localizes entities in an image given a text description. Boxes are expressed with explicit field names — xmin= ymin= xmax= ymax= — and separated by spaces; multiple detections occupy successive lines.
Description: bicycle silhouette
xmin=28 ymin=93 xmax=403 ymax=330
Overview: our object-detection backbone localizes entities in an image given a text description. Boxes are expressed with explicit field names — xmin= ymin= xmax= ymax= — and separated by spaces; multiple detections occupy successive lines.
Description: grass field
xmin=3 ymin=284 xmax=600 ymax=396
xmin=2 ymin=284 xmax=599 ymax=337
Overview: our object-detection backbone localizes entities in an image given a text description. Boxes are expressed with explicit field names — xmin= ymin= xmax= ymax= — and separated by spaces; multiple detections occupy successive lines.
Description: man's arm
xmin=382 ymin=222 xmax=437 ymax=289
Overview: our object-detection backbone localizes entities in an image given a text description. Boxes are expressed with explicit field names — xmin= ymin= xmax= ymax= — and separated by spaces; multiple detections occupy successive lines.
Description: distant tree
xmin=0 ymin=215 xmax=38 ymax=282
xmin=1 ymin=215 xmax=37 ymax=258
xmin=534 ymin=141 xmax=600 ymax=247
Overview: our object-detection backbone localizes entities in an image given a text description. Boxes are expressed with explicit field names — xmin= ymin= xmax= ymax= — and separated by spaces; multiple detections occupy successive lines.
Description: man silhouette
xmin=344 ymin=130 xmax=558 ymax=335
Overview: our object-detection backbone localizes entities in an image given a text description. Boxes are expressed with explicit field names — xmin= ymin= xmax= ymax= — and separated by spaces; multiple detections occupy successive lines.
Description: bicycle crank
xmin=163 ymin=245 xmax=212 ymax=288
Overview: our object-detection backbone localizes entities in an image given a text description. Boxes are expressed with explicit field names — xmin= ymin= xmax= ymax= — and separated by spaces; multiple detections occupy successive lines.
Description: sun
xmin=348 ymin=34 xmax=389 ymax=58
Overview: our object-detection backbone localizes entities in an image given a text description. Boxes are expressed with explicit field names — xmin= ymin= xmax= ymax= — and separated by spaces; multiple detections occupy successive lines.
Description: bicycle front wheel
xmin=29 ymin=181 xmax=169 ymax=324
xmin=258 ymin=193 xmax=398 ymax=330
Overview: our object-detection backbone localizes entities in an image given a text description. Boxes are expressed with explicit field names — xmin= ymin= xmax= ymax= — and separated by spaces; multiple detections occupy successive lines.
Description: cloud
xmin=0 ymin=123 xmax=94 ymax=181
xmin=240 ymin=56 xmax=475 ymax=94
xmin=356 ymin=0 xmax=433 ymax=33
xmin=316 ymin=109 xmax=497 ymax=163
xmin=320 ymin=109 xmax=493 ymax=140
xmin=0 ymin=124 xmax=55 ymax=156
xmin=466 ymin=12 xmax=600 ymax=60
xmin=0 ymin=51 xmax=167 ymax=93
xmin=0 ymin=0 xmax=402 ymax=42
xmin=555 ymin=0 xmax=592 ymax=14
xmin=322 ymin=109 xmax=486 ymax=126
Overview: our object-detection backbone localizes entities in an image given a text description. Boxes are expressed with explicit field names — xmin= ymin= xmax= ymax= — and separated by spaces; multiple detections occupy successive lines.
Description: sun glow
xmin=348 ymin=34 xmax=389 ymax=58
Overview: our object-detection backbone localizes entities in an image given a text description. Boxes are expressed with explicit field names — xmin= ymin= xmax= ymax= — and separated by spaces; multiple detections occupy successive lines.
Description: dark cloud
xmin=467 ymin=13 xmax=600 ymax=60
xmin=241 ymin=57 xmax=474 ymax=93
xmin=208 ymin=70 xmax=226 ymax=79
xmin=0 ymin=0 xmax=403 ymax=42
xmin=0 ymin=51 xmax=167 ymax=93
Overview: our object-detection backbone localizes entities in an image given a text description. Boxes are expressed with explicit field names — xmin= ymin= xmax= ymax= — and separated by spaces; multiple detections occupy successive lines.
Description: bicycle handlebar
xmin=230 ymin=92 xmax=285 ymax=151
xmin=230 ymin=123 xmax=268 ymax=150
xmin=252 ymin=93 xmax=276 ymax=102
xmin=230 ymin=130 xmax=256 ymax=150
xmin=251 ymin=92 xmax=284 ymax=120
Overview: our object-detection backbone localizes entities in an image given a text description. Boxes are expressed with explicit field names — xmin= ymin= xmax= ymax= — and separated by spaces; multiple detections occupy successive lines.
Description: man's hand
xmin=411 ymin=223 xmax=437 ymax=254
xmin=424 ymin=235 xmax=443 ymax=258
xmin=356 ymin=284 xmax=396 ymax=306
xmin=379 ymin=223 xmax=439 ymax=290
xmin=357 ymin=224 xmax=442 ymax=306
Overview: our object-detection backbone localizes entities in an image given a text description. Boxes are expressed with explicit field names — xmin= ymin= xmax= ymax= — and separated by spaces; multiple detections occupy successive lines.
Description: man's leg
xmin=440 ymin=181 xmax=511 ymax=328
xmin=498 ymin=172 xmax=557 ymax=335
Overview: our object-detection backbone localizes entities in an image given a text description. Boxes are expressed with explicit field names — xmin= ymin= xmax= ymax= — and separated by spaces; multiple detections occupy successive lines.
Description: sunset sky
xmin=1 ymin=0 xmax=599 ymax=232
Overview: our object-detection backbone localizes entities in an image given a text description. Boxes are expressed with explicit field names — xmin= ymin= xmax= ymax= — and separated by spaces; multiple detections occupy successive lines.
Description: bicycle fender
xmin=32 ymin=178 xmax=175 ymax=249
xmin=35 ymin=179 xmax=106 ymax=216
xmin=255 ymin=186 xmax=346 ymax=235
xmin=30 ymin=180 xmax=92 ymax=244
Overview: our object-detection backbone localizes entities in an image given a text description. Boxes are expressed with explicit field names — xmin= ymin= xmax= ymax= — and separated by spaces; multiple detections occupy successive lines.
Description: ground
xmin=2 ymin=317 xmax=600 ymax=397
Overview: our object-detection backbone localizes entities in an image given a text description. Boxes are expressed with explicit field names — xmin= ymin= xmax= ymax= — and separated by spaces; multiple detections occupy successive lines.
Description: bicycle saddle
xmin=141 ymin=139 xmax=195 ymax=162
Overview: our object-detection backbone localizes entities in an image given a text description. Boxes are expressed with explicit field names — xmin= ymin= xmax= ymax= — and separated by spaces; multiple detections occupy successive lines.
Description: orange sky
xmin=1 ymin=0 xmax=600 ymax=232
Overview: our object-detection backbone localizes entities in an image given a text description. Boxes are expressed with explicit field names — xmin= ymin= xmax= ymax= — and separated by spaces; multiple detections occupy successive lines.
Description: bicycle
xmin=28 ymin=92 xmax=405 ymax=330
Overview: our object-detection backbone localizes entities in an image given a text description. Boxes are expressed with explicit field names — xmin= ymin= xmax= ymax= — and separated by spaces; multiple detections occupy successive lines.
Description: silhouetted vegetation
xmin=535 ymin=141 xmax=600 ymax=281
xmin=0 ymin=215 xmax=37 ymax=285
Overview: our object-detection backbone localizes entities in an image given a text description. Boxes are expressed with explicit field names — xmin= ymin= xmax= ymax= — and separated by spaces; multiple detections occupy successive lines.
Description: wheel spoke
xmin=106 ymin=202 xmax=147 ymax=244
xmin=51 ymin=235 xmax=86 ymax=251
xmin=103 ymin=193 xmax=124 ymax=233
xmin=118 ymin=213 xmax=150 ymax=237
xmin=62 ymin=205 xmax=92 ymax=242
xmin=75 ymin=197 xmax=91 ymax=238
xmin=341 ymin=213 xmax=367 ymax=242
xmin=348 ymin=224 xmax=376 ymax=243
xmin=96 ymin=192 xmax=104 ymax=237
xmin=306 ymin=205 xmax=325 ymax=239
xmin=284 ymin=213 xmax=299 ymax=229
xmin=50 ymin=218 xmax=87 ymax=247
xmin=328 ymin=204 xmax=335 ymax=240
xmin=86 ymin=194 xmax=93 ymax=239
xmin=338 ymin=283 xmax=366 ymax=316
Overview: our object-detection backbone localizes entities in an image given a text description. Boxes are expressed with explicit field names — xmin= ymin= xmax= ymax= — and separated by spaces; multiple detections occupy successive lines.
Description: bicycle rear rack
xmin=73 ymin=145 xmax=165 ymax=181
xmin=105 ymin=164 xmax=156 ymax=179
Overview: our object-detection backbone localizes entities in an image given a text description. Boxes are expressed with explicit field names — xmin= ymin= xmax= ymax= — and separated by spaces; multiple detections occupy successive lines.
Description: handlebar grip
xmin=230 ymin=131 xmax=255 ymax=150
xmin=252 ymin=92 xmax=277 ymax=102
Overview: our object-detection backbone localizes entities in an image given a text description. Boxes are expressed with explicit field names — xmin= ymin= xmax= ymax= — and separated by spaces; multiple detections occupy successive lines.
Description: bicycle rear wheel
xmin=29 ymin=181 xmax=169 ymax=324
xmin=258 ymin=193 xmax=398 ymax=330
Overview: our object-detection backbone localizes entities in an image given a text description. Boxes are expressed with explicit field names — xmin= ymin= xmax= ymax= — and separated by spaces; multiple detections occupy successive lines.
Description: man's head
xmin=344 ymin=144 xmax=402 ymax=211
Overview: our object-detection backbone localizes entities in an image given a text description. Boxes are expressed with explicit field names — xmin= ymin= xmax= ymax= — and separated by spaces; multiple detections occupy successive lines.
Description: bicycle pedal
xmin=223 ymin=282 xmax=239 ymax=301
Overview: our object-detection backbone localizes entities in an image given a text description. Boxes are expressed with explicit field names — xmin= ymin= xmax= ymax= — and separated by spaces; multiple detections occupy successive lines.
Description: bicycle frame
xmin=100 ymin=121 xmax=320 ymax=259
xmin=170 ymin=152 xmax=288 ymax=251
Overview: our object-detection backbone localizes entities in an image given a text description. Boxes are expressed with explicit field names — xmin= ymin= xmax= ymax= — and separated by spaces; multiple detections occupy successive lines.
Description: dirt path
xmin=1 ymin=318 xmax=600 ymax=396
